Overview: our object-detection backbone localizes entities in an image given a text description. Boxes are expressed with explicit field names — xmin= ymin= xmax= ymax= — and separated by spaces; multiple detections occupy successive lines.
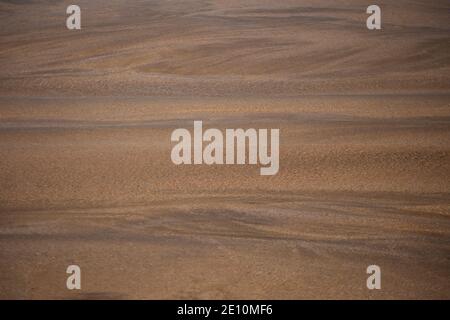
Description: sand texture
xmin=0 ymin=0 xmax=449 ymax=299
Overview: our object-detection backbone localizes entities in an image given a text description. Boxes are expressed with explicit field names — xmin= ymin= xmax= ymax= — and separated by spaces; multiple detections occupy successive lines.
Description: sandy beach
xmin=0 ymin=1 xmax=449 ymax=299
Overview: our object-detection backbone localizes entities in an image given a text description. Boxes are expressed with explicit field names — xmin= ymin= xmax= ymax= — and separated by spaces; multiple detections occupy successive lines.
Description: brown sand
xmin=0 ymin=1 xmax=449 ymax=299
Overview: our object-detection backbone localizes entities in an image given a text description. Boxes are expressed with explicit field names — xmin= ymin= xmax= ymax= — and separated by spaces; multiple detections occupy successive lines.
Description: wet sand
xmin=0 ymin=1 xmax=449 ymax=299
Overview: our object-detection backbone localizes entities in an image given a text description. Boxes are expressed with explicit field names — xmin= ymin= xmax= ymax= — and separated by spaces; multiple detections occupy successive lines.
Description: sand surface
xmin=0 ymin=0 xmax=449 ymax=299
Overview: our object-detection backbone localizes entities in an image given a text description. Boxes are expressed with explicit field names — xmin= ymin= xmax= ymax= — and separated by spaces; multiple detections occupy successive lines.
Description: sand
xmin=0 ymin=0 xmax=449 ymax=299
